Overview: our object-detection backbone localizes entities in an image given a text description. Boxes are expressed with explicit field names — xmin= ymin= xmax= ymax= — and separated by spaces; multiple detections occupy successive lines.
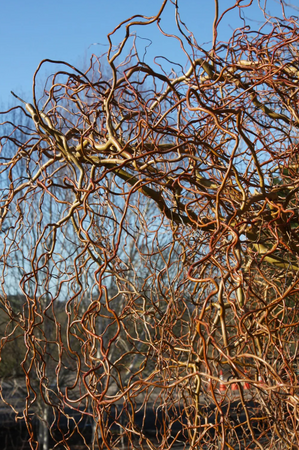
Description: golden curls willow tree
xmin=1 ymin=0 xmax=299 ymax=448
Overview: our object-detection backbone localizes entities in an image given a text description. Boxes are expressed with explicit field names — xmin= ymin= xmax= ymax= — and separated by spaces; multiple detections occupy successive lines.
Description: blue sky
xmin=0 ymin=0 xmax=290 ymax=110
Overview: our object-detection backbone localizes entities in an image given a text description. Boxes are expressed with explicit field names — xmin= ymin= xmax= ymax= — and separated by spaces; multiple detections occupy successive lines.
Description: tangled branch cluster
xmin=1 ymin=1 xmax=299 ymax=448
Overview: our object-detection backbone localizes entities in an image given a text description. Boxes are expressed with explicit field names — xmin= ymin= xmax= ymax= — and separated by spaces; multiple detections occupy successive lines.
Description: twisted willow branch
xmin=1 ymin=1 xmax=299 ymax=449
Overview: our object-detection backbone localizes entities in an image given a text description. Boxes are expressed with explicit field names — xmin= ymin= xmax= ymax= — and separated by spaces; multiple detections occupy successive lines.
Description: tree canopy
xmin=1 ymin=1 xmax=299 ymax=448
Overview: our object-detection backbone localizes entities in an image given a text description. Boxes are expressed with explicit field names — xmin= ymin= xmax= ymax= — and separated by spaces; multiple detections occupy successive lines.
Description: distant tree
xmin=1 ymin=0 xmax=299 ymax=448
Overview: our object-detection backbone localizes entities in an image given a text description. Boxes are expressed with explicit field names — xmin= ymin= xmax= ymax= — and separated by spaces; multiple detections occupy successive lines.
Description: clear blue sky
xmin=0 ymin=0 xmax=290 ymax=110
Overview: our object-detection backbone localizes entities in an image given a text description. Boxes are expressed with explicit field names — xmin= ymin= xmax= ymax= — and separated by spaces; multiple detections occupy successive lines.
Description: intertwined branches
xmin=1 ymin=1 xmax=299 ymax=449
